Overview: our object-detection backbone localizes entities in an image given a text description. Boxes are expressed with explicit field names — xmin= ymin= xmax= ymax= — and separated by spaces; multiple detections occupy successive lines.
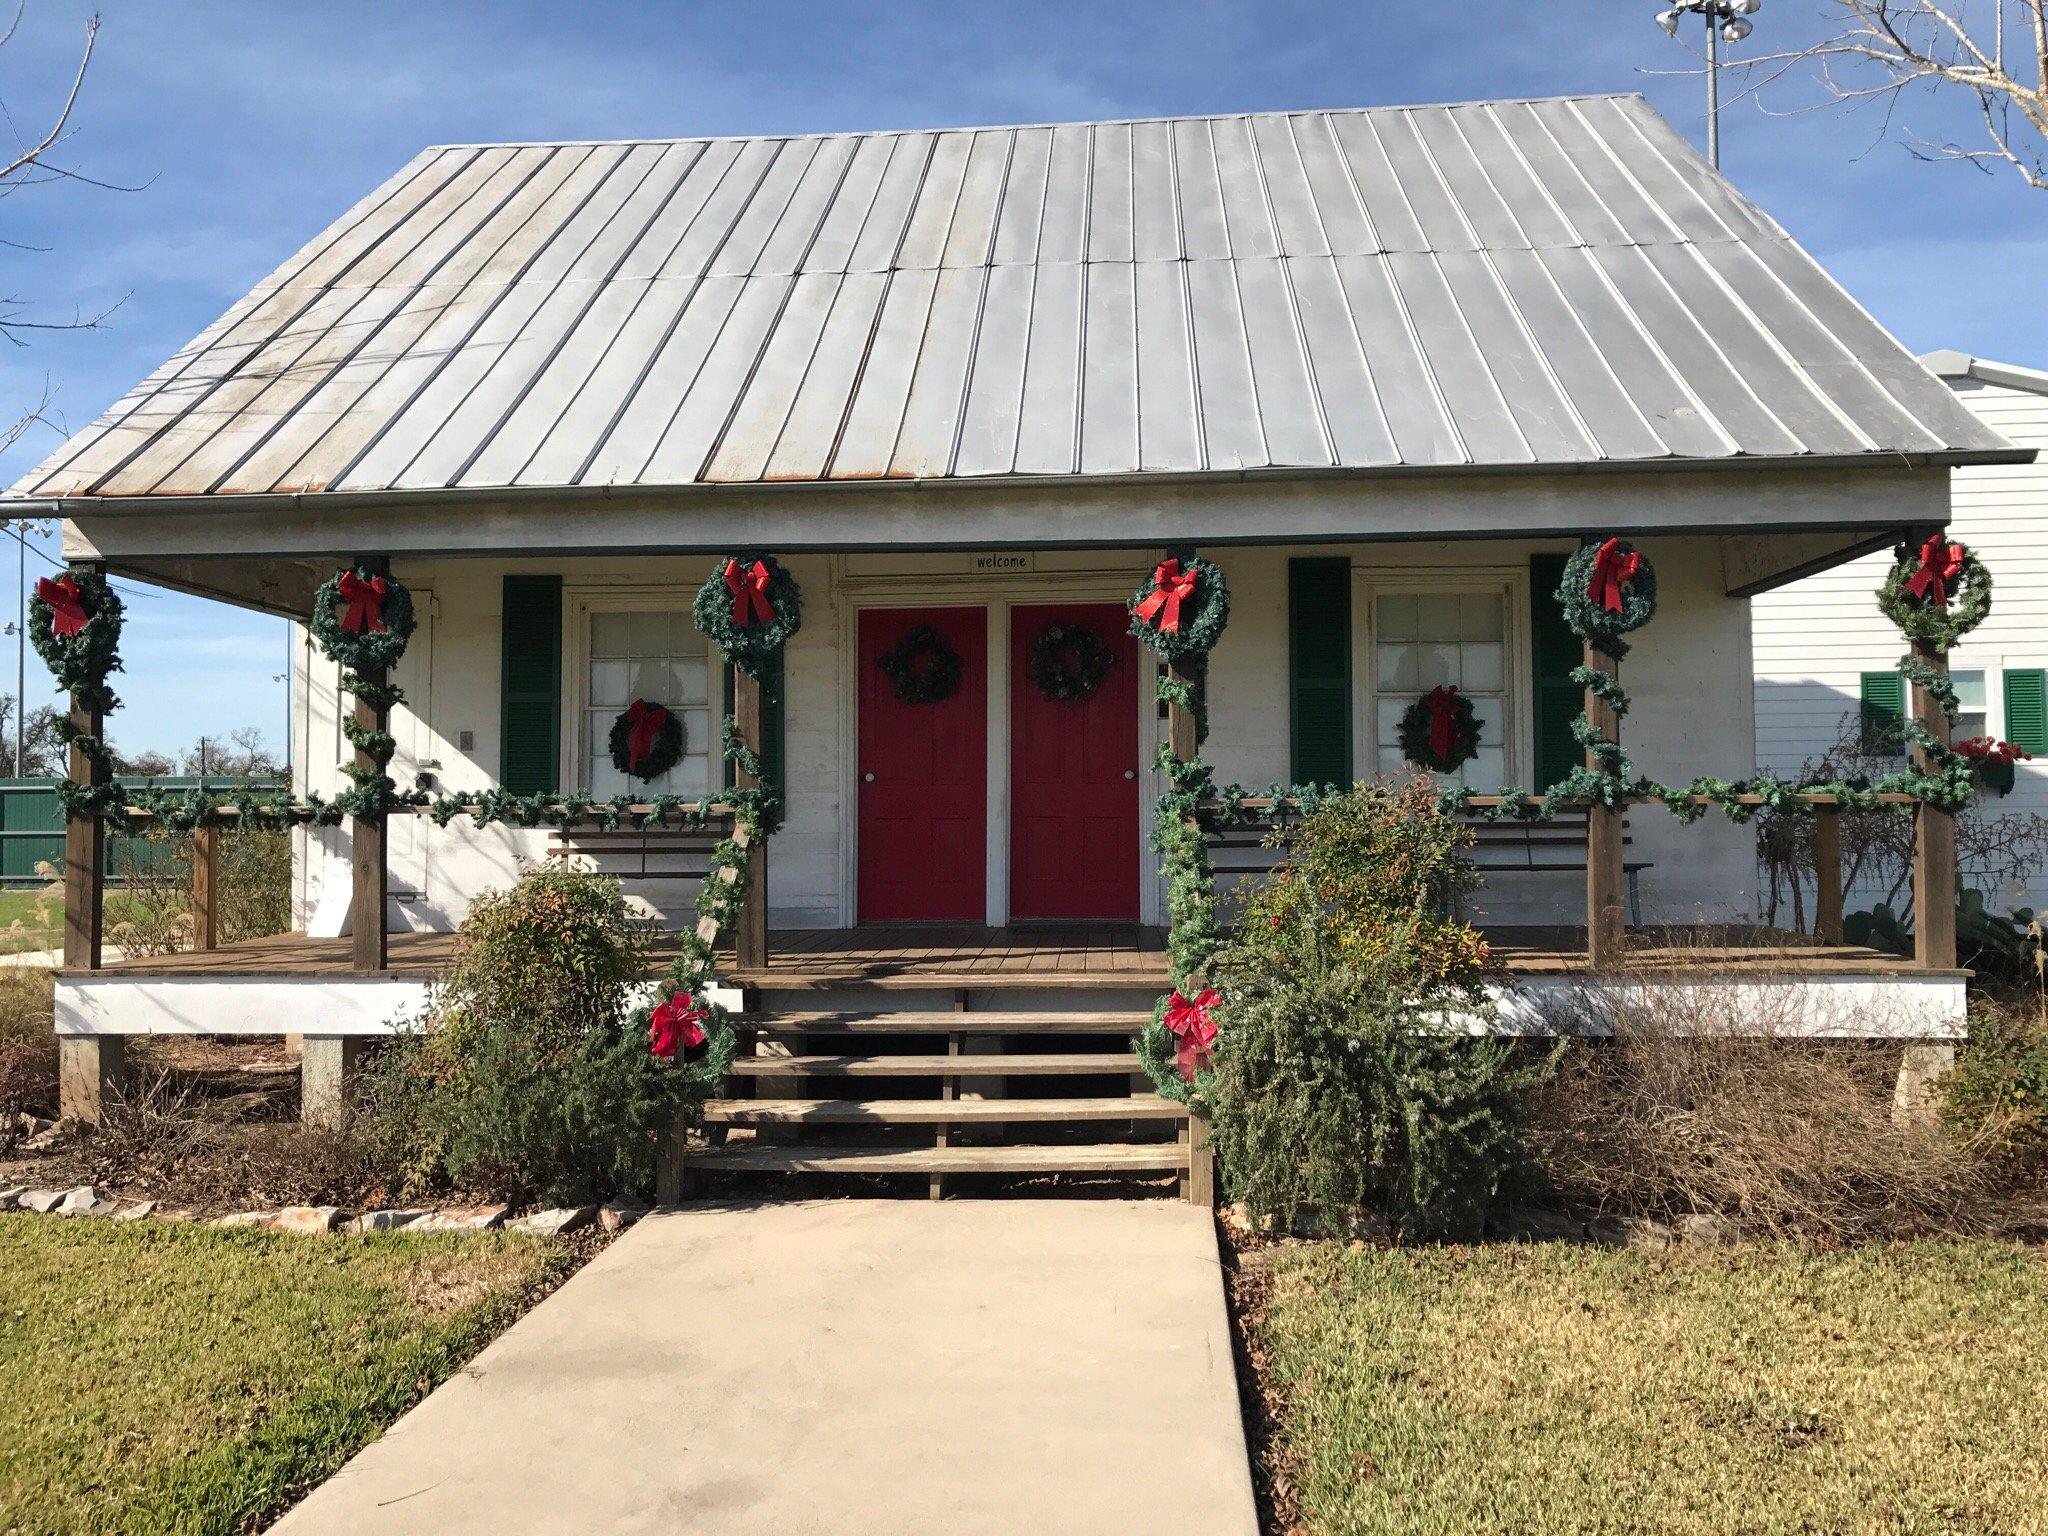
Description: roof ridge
xmin=415 ymin=93 xmax=1653 ymax=153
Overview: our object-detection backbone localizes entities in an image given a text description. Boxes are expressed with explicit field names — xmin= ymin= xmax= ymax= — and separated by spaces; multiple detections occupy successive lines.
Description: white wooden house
xmin=9 ymin=97 xmax=2026 ymax=1195
xmin=1753 ymin=351 xmax=2048 ymax=913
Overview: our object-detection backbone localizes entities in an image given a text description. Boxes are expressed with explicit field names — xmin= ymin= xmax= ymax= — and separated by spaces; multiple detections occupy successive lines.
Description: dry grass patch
xmin=1247 ymin=1240 xmax=2048 ymax=1536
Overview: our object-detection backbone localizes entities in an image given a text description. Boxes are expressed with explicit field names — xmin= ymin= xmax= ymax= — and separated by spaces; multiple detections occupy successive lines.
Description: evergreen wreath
xmin=1396 ymin=684 xmax=1482 ymax=773
xmin=607 ymin=699 xmax=685 ymax=781
xmin=877 ymin=624 xmax=964 ymax=704
xmin=1026 ymin=622 xmax=1117 ymax=701
xmin=1878 ymin=534 xmax=1991 ymax=651
xmin=1558 ymin=537 xmax=1657 ymax=659
xmin=693 ymin=552 xmax=802 ymax=677
xmin=30 ymin=569 xmax=123 ymax=717
xmin=310 ymin=562 xmax=416 ymax=674
xmin=1128 ymin=553 xmax=1230 ymax=661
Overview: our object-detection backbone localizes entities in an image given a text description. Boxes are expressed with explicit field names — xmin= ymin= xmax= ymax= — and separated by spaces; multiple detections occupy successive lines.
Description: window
xmin=1862 ymin=667 xmax=1987 ymax=753
xmin=1371 ymin=588 xmax=1511 ymax=790
xmin=1951 ymin=669 xmax=1988 ymax=741
xmin=582 ymin=608 xmax=714 ymax=797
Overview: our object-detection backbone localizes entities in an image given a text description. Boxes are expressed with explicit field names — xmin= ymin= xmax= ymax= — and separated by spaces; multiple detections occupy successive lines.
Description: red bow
xmin=1163 ymin=987 xmax=1220 ymax=1082
xmin=1586 ymin=538 xmax=1639 ymax=614
xmin=337 ymin=570 xmax=388 ymax=635
xmin=649 ymin=992 xmax=709 ymax=1060
xmin=623 ymin=698 xmax=669 ymax=774
xmin=1425 ymin=685 xmax=1459 ymax=762
xmin=724 ymin=559 xmax=774 ymax=628
xmin=36 ymin=575 xmax=86 ymax=639
xmin=1904 ymin=534 xmax=1966 ymax=607
xmin=1134 ymin=558 xmax=1200 ymax=635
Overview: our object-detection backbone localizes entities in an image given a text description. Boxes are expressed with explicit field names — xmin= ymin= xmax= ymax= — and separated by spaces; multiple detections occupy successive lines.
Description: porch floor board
xmin=59 ymin=922 xmax=1952 ymax=981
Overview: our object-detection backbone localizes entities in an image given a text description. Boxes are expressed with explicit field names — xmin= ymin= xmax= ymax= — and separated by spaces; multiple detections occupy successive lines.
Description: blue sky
xmin=0 ymin=0 xmax=2040 ymax=760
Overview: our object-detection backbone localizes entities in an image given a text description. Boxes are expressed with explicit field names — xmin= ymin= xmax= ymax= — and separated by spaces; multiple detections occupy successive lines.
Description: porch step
xmin=687 ymin=1142 xmax=1186 ymax=1176
xmin=729 ymin=1052 xmax=1142 ymax=1078
xmin=735 ymin=1010 xmax=1150 ymax=1034
xmin=705 ymin=1094 xmax=1180 ymax=1125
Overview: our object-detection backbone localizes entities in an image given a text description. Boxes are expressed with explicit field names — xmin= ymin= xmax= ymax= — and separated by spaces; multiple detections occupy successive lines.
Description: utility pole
xmin=1655 ymin=0 xmax=1763 ymax=169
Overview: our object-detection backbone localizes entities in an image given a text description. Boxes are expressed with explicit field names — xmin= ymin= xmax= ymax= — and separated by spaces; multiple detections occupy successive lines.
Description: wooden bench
xmin=545 ymin=827 xmax=723 ymax=884
xmin=1209 ymin=811 xmax=1651 ymax=923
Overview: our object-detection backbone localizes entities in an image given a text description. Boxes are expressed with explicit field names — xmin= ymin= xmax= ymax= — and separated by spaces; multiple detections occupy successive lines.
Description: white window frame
xmin=562 ymin=586 xmax=719 ymax=797
xmin=1351 ymin=567 xmax=1533 ymax=786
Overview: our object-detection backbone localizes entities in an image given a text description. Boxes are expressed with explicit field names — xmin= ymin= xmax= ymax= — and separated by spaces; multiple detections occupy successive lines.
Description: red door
xmin=1009 ymin=603 xmax=1141 ymax=921
xmin=857 ymin=607 xmax=988 ymax=923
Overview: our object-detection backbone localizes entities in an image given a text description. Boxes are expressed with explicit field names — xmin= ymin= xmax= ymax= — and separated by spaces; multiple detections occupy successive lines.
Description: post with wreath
xmin=1557 ymin=537 xmax=1656 ymax=970
xmin=694 ymin=553 xmax=801 ymax=972
xmin=349 ymin=557 xmax=392 ymax=973
xmin=59 ymin=565 xmax=108 ymax=973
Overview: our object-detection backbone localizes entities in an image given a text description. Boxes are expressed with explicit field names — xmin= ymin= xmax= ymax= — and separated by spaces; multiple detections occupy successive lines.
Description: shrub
xmin=0 ymin=972 xmax=55 ymax=1120
xmin=106 ymin=826 xmax=294 ymax=956
xmin=355 ymin=867 xmax=680 ymax=1206
xmin=1945 ymin=1002 xmax=2048 ymax=1166
xmin=1205 ymin=780 xmax=1535 ymax=1238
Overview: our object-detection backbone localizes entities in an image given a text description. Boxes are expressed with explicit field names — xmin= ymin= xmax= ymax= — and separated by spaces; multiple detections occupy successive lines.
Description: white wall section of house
xmin=291 ymin=534 xmax=1762 ymax=933
xmin=1752 ymin=357 xmax=2048 ymax=912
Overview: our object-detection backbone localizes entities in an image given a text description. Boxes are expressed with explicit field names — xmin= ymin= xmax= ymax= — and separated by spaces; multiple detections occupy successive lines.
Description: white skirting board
xmin=53 ymin=976 xmax=745 ymax=1038
xmin=54 ymin=969 xmax=1961 ymax=1040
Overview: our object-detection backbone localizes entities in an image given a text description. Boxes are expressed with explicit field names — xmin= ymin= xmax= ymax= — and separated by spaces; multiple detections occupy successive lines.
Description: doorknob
xmin=863 ymin=772 xmax=875 ymax=782
xmin=1124 ymin=769 xmax=1136 ymax=780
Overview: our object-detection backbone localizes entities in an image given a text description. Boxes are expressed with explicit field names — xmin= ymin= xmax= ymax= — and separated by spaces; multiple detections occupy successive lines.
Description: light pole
xmin=1655 ymin=0 xmax=1762 ymax=169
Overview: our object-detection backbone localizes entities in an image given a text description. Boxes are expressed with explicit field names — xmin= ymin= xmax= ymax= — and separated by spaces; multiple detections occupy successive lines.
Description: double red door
xmin=856 ymin=602 xmax=1139 ymax=924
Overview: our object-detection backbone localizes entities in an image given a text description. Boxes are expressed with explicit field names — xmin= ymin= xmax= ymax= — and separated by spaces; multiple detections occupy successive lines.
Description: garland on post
xmin=608 ymin=700 xmax=684 ymax=781
xmin=693 ymin=553 xmax=801 ymax=677
xmin=877 ymin=624 xmax=964 ymax=704
xmin=1025 ymin=622 xmax=1116 ymax=701
xmin=31 ymin=570 xmax=125 ymax=818
xmin=1396 ymin=685 xmax=1481 ymax=773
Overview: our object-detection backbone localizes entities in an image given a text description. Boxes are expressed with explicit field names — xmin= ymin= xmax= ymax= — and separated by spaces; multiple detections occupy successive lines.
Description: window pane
xmin=1416 ymin=596 xmax=1459 ymax=643
xmin=1377 ymin=595 xmax=1417 ymax=640
xmin=590 ymin=612 xmax=634 ymax=655
xmin=628 ymin=659 xmax=670 ymax=702
xmin=1416 ymin=642 xmax=1458 ymax=685
xmin=1377 ymin=746 xmax=1408 ymax=777
xmin=589 ymin=660 xmax=630 ymax=706
xmin=1467 ymin=744 xmax=1505 ymax=787
xmin=1462 ymin=641 xmax=1503 ymax=691
xmin=1958 ymin=710 xmax=1989 ymax=740
xmin=1376 ymin=698 xmax=1408 ymax=750
xmin=671 ymin=660 xmax=709 ymax=706
xmin=1952 ymin=670 xmax=1986 ymax=709
xmin=1460 ymin=592 xmax=1504 ymax=641
xmin=1377 ymin=642 xmax=1419 ymax=691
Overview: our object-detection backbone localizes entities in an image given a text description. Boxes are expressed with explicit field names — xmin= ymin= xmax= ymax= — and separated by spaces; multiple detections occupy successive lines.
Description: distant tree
xmin=1756 ymin=1 xmax=2048 ymax=191
xmin=183 ymin=727 xmax=283 ymax=780
xmin=112 ymin=748 xmax=174 ymax=776
xmin=0 ymin=694 xmax=62 ymax=776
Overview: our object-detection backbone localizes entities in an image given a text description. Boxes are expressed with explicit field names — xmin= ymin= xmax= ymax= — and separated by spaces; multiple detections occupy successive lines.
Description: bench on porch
xmin=1209 ymin=812 xmax=1653 ymax=923
xmin=545 ymin=827 xmax=723 ymax=884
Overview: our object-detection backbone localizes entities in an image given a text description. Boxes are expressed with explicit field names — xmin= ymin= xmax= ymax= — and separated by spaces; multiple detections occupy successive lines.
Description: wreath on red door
xmin=1026 ymin=623 xmax=1116 ymax=701
xmin=877 ymin=624 xmax=964 ymax=705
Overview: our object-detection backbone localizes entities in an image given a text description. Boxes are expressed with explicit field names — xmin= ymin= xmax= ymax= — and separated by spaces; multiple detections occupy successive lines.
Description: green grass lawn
xmin=0 ymin=886 xmax=177 ymax=955
xmin=0 ymin=1214 xmax=575 ymax=1536
xmin=1250 ymin=1240 xmax=2048 ymax=1536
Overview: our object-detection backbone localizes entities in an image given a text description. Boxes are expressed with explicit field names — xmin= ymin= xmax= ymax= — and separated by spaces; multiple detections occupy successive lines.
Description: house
xmin=10 ymin=96 xmax=2026 ymax=1197
xmin=1753 ymin=350 xmax=2048 ymax=915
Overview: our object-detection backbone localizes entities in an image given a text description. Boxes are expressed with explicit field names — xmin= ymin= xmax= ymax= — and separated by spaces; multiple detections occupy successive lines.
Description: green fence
xmin=0 ymin=778 xmax=272 ymax=887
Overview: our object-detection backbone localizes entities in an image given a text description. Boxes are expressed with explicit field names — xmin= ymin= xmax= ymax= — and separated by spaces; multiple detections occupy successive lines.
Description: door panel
xmin=1009 ymin=603 xmax=1141 ymax=921
xmin=857 ymin=607 xmax=988 ymax=923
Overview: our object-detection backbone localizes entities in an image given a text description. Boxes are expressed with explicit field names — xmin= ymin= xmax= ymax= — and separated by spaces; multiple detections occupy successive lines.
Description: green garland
xmin=1128 ymin=554 xmax=1230 ymax=663
xmin=693 ymin=553 xmax=802 ymax=678
xmin=1877 ymin=536 xmax=1991 ymax=652
xmin=1025 ymin=622 xmax=1116 ymax=701
xmin=30 ymin=570 xmax=124 ymax=817
xmin=1395 ymin=686 xmax=1481 ymax=773
xmin=876 ymin=624 xmax=964 ymax=705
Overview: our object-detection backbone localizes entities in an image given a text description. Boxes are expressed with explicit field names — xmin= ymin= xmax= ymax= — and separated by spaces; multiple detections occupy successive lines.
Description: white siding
xmin=1753 ymin=376 xmax=2048 ymax=909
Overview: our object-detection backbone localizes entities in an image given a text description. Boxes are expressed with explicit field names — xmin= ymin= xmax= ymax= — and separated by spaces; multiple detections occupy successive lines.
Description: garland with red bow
xmin=607 ymin=698 xmax=685 ymax=782
xmin=1557 ymin=537 xmax=1657 ymax=660
xmin=310 ymin=562 xmax=416 ymax=675
xmin=1128 ymin=553 xmax=1230 ymax=663
xmin=1396 ymin=684 xmax=1482 ymax=774
xmin=692 ymin=552 xmax=802 ymax=677
xmin=1878 ymin=534 xmax=1991 ymax=651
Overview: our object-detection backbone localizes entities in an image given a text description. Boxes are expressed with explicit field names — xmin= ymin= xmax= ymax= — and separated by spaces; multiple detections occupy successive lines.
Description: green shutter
xmin=500 ymin=575 xmax=561 ymax=794
xmin=1289 ymin=558 xmax=1352 ymax=787
xmin=1530 ymin=554 xmax=1581 ymax=791
xmin=723 ymin=649 xmax=786 ymax=799
xmin=2004 ymin=668 xmax=2048 ymax=755
xmin=1860 ymin=670 xmax=1905 ymax=754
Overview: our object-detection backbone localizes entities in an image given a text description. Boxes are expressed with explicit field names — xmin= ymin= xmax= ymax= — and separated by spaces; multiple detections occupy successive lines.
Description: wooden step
xmin=704 ymin=1094 xmax=1182 ymax=1125
xmin=686 ymin=1142 xmax=1185 ymax=1175
xmin=734 ymin=1010 xmax=1151 ymax=1035
xmin=729 ymin=1052 xmax=1142 ymax=1078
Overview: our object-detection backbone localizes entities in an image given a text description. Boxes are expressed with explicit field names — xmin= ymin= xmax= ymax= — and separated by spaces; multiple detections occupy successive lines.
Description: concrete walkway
xmin=271 ymin=1200 xmax=1260 ymax=1536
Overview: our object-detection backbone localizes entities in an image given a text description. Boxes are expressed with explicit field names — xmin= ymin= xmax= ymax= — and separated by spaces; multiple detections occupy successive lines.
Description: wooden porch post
xmin=1812 ymin=804 xmax=1844 ymax=945
xmin=1166 ymin=658 xmax=1199 ymax=761
xmin=1582 ymin=639 xmax=1625 ymax=968
xmin=732 ymin=665 xmax=768 ymax=970
xmin=62 ymin=614 xmax=105 ymax=973
xmin=351 ymin=556 xmax=389 ymax=973
xmin=1910 ymin=639 xmax=1958 ymax=970
xmin=191 ymin=823 xmax=220 ymax=951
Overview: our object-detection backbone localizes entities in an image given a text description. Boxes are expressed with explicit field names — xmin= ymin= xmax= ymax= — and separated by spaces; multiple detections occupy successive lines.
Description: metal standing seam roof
xmin=10 ymin=93 xmax=2021 ymax=505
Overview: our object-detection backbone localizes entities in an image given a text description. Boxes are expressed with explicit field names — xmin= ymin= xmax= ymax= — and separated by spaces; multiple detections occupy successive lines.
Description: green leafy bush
xmin=1203 ymin=780 xmax=1539 ymax=1238
xmin=1946 ymin=1003 xmax=2048 ymax=1166
xmin=355 ymin=867 xmax=682 ymax=1206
